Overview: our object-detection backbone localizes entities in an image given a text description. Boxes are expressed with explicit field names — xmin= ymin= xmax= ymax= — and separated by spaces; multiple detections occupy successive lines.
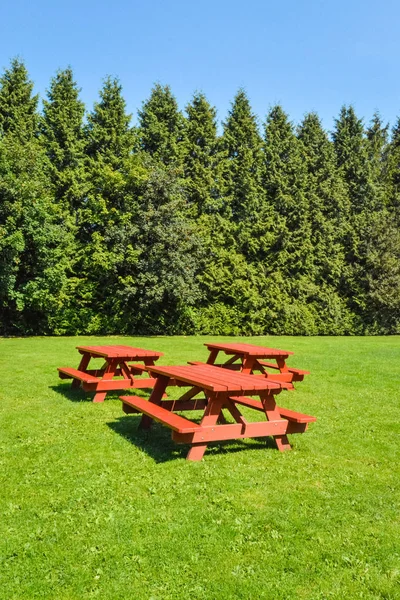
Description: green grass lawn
xmin=1 ymin=335 xmax=399 ymax=599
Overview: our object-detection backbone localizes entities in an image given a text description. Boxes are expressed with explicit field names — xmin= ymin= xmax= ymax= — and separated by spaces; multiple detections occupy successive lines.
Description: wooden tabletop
xmin=146 ymin=363 xmax=282 ymax=393
xmin=76 ymin=345 xmax=163 ymax=359
xmin=205 ymin=342 xmax=294 ymax=357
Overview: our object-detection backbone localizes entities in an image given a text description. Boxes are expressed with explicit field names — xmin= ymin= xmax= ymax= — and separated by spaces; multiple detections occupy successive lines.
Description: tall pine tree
xmin=40 ymin=67 xmax=86 ymax=210
xmin=0 ymin=58 xmax=38 ymax=141
xmin=183 ymin=92 xmax=222 ymax=215
xmin=297 ymin=112 xmax=353 ymax=333
xmin=220 ymin=89 xmax=265 ymax=222
xmin=138 ymin=84 xmax=185 ymax=166
xmin=0 ymin=60 xmax=75 ymax=334
xmin=263 ymin=105 xmax=316 ymax=333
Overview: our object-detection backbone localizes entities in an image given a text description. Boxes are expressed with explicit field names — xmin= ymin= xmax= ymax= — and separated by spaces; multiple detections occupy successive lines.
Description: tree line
xmin=0 ymin=58 xmax=399 ymax=336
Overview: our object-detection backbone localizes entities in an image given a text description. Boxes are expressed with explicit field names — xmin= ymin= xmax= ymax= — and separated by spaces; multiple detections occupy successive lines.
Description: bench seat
xmin=120 ymin=396 xmax=203 ymax=433
xmin=258 ymin=361 xmax=310 ymax=375
xmin=57 ymin=367 xmax=99 ymax=384
xmin=229 ymin=396 xmax=316 ymax=423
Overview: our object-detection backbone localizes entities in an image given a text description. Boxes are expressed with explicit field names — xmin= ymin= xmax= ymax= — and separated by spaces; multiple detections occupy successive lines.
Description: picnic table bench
xmin=58 ymin=345 xmax=163 ymax=402
xmin=120 ymin=363 xmax=315 ymax=461
xmin=203 ymin=342 xmax=310 ymax=384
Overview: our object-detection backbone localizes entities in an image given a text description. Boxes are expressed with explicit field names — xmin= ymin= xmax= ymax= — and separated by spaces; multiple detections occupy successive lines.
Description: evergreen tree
xmin=220 ymin=89 xmax=265 ymax=222
xmin=366 ymin=112 xmax=389 ymax=177
xmin=263 ymin=105 xmax=312 ymax=274
xmin=128 ymin=165 xmax=202 ymax=334
xmin=297 ymin=112 xmax=354 ymax=333
xmin=66 ymin=78 xmax=143 ymax=333
xmin=262 ymin=105 xmax=317 ymax=333
xmin=333 ymin=106 xmax=389 ymax=330
xmin=0 ymin=136 xmax=76 ymax=334
xmin=86 ymin=76 xmax=135 ymax=166
xmin=40 ymin=67 xmax=86 ymax=209
xmin=332 ymin=105 xmax=380 ymax=213
xmin=385 ymin=117 xmax=400 ymax=224
xmin=81 ymin=76 xmax=137 ymax=235
xmin=138 ymin=84 xmax=185 ymax=165
xmin=0 ymin=58 xmax=38 ymax=141
xmin=183 ymin=92 xmax=222 ymax=215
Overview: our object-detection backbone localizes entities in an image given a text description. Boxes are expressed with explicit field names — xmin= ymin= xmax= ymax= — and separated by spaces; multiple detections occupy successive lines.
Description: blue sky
xmin=1 ymin=0 xmax=399 ymax=133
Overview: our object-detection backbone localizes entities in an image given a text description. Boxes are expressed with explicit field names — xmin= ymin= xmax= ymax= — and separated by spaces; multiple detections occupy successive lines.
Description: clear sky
xmin=1 ymin=0 xmax=399 ymax=133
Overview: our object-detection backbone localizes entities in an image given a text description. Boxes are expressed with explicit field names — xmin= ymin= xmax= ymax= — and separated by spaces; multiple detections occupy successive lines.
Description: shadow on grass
xmin=50 ymin=383 xmax=94 ymax=402
xmin=49 ymin=384 xmax=150 ymax=404
xmin=107 ymin=414 xmax=275 ymax=463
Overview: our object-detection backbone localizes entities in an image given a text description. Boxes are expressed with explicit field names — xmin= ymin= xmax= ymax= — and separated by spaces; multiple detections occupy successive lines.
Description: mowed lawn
xmin=0 ymin=335 xmax=399 ymax=600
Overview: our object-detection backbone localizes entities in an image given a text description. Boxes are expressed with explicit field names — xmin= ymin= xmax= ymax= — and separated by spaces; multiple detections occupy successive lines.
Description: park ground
xmin=0 ymin=335 xmax=399 ymax=599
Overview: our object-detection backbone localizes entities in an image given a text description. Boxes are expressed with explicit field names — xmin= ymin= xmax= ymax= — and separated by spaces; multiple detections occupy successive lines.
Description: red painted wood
xmin=76 ymin=345 xmax=163 ymax=360
xmin=121 ymin=396 xmax=202 ymax=433
xmin=229 ymin=396 xmax=316 ymax=423
xmin=119 ymin=360 xmax=314 ymax=461
xmin=146 ymin=364 xmax=282 ymax=393
xmin=161 ymin=399 xmax=207 ymax=412
xmin=173 ymin=419 xmax=289 ymax=443
xmin=82 ymin=377 xmax=158 ymax=392
xmin=59 ymin=345 xmax=162 ymax=402
xmin=258 ymin=360 xmax=310 ymax=375
xmin=204 ymin=342 xmax=293 ymax=357
xmin=57 ymin=367 xmax=99 ymax=384
xmin=186 ymin=392 xmax=226 ymax=461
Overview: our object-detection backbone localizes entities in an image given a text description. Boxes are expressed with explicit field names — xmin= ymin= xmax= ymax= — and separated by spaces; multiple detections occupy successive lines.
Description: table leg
xmin=139 ymin=376 xmax=170 ymax=429
xmin=93 ymin=358 xmax=119 ymax=403
xmin=206 ymin=349 xmax=219 ymax=365
xmin=72 ymin=352 xmax=91 ymax=388
xmin=186 ymin=393 xmax=225 ymax=461
xmin=276 ymin=357 xmax=289 ymax=373
xmin=260 ymin=391 xmax=291 ymax=451
xmin=241 ymin=356 xmax=257 ymax=374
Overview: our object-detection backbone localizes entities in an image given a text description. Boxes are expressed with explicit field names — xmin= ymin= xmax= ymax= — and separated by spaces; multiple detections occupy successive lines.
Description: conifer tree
xmin=263 ymin=105 xmax=313 ymax=275
xmin=183 ymin=92 xmax=222 ymax=215
xmin=0 ymin=58 xmax=38 ymax=141
xmin=220 ymin=89 xmax=265 ymax=222
xmin=332 ymin=105 xmax=380 ymax=213
xmin=41 ymin=67 xmax=86 ymax=208
xmin=86 ymin=76 xmax=135 ymax=166
xmin=297 ymin=113 xmax=349 ymax=282
xmin=127 ymin=165 xmax=202 ymax=334
xmin=0 ymin=134 xmax=76 ymax=334
xmin=262 ymin=105 xmax=318 ymax=333
xmin=366 ymin=112 xmax=389 ymax=177
xmin=297 ymin=113 xmax=354 ymax=333
xmin=69 ymin=78 xmax=143 ymax=332
xmin=385 ymin=117 xmax=400 ymax=224
xmin=138 ymin=84 xmax=185 ymax=165
xmin=333 ymin=106 xmax=389 ymax=330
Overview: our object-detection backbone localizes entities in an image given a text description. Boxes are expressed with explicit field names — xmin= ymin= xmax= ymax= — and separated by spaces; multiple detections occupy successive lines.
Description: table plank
xmin=204 ymin=342 xmax=294 ymax=357
xmin=146 ymin=364 xmax=282 ymax=393
xmin=76 ymin=345 xmax=163 ymax=359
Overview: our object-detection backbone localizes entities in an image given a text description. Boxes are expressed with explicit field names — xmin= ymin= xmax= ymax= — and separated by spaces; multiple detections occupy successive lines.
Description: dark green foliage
xmin=0 ymin=137 xmax=76 ymax=334
xmin=183 ymin=92 xmax=222 ymax=215
xmin=263 ymin=106 xmax=312 ymax=273
xmin=385 ymin=118 xmax=400 ymax=224
xmin=128 ymin=165 xmax=203 ymax=334
xmin=0 ymin=60 xmax=399 ymax=336
xmin=0 ymin=58 xmax=38 ymax=141
xmin=138 ymin=84 xmax=185 ymax=165
xmin=221 ymin=89 xmax=265 ymax=222
xmin=40 ymin=68 xmax=86 ymax=209
xmin=85 ymin=76 xmax=135 ymax=166
xmin=333 ymin=105 xmax=381 ymax=213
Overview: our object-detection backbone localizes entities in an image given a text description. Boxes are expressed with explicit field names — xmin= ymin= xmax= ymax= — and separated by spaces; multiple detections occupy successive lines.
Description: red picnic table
xmin=58 ymin=345 xmax=163 ymax=403
xmin=202 ymin=341 xmax=310 ymax=384
xmin=120 ymin=363 xmax=316 ymax=461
